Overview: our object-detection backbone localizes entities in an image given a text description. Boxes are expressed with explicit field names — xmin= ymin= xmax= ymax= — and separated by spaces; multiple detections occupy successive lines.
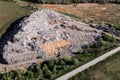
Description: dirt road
xmin=56 ymin=46 xmax=120 ymax=80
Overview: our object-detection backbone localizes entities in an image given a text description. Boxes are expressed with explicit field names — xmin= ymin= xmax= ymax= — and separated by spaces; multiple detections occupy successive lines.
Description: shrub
xmin=72 ymin=58 xmax=79 ymax=65
xmin=102 ymin=33 xmax=116 ymax=42
xmin=48 ymin=60 xmax=54 ymax=70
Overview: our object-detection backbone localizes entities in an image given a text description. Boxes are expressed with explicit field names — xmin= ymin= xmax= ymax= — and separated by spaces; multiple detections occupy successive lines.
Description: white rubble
xmin=0 ymin=9 xmax=101 ymax=64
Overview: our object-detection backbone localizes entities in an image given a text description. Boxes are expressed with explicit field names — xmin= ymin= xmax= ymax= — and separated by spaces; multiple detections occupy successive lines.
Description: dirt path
xmin=56 ymin=46 xmax=120 ymax=80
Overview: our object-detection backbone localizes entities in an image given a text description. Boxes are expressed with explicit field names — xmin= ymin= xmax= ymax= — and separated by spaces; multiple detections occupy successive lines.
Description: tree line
xmin=25 ymin=0 xmax=120 ymax=4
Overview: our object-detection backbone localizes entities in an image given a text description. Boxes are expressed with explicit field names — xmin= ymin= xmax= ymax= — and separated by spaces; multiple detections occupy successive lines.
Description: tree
xmin=44 ymin=68 xmax=52 ymax=79
xmin=63 ymin=0 xmax=71 ymax=4
xmin=25 ymin=70 xmax=34 ymax=79
xmin=42 ymin=64 xmax=48 ymax=71
xmin=15 ymin=69 xmax=26 ymax=80
xmin=48 ymin=60 xmax=54 ymax=70
xmin=72 ymin=58 xmax=79 ymax=65
xmin=63 ymin=56 xmax=73 ymax=65
xmin=59 ymin=60 xmax=66 ymax=65
xmin=53 ymin=65 xmax=57 ymax=72
xmin=24 ymin=0 xmax=120 ymax=4
xmin=35 ymin=69 xmax=43 ymax=79
xmin=29 ymin=65 xmax=35 ymax=72
xmin=2 ymin=73 xmax=12 ymax=80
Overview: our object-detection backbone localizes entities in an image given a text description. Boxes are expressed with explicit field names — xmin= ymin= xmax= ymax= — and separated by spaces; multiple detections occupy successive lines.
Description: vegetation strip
xmin=23 ymin=0 xmax=120 ymax=4
xmin=69 ymin=52 xmax=120 ymax=80
xmin=56 ymin=46 xmax=120 ymax=80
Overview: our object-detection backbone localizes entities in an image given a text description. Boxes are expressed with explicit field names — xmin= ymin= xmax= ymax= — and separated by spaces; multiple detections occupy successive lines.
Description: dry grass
xmin=40 ymin=3 xmax=120 ymax=24
xmin=91 ymin=54 xmax=120 ymax=80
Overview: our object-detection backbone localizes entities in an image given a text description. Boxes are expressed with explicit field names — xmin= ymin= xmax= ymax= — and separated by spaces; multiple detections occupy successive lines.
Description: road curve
xmin=56 ymin=46 xmax=120 ymax=80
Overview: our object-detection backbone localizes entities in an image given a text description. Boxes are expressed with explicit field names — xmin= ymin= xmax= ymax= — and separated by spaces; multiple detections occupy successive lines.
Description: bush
xmin=102 ymin=33 xmax=116 ymax=42
xmin=59 ymin=60 xmax=66 ymax=65
xmin=34 ymin=66 xmax=43 ymax=79
xmin=57 ymin=65 xmax=67 ymax=70
xmin=48 ymin=60 xmax=54 ymax=70
xmin=53 ymin=65 xmax=57 ymax=72
xmin=25 ymin=70 xmax=34 ymax=79
xmin=114 ymin=23 xmax=120 ymax=31
xmin=72 ymin=58 xmax=79 ymax=65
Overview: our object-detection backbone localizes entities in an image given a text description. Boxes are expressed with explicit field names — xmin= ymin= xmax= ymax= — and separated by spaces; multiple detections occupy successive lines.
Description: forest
xmin=24 ymin=0 xmax=120 ymax=4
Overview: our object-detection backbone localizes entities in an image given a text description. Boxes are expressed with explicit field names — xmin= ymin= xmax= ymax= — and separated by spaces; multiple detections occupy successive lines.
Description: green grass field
xmin=0 ymin=1 xmax=32 ymax=36
xmin=69 ymin=52 xmax=120 ymax=80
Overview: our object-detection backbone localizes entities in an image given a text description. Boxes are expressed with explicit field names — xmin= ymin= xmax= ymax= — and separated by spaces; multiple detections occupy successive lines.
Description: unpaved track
xmin=56 ymin=46 xmax=120 ymax=80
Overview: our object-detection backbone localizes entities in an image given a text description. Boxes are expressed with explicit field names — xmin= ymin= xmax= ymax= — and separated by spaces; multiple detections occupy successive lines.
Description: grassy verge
xmin=0 ymin=1 xmax=33 ymax=36
xmin=69 ymin=52 xmax=120 ymax=80
xmin=59 ymin=11 xmax=82 ymax=21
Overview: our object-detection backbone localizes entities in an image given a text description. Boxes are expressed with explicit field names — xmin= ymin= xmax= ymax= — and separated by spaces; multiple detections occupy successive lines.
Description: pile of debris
xmin=0 ymin=9 xmax=101 ymax=64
